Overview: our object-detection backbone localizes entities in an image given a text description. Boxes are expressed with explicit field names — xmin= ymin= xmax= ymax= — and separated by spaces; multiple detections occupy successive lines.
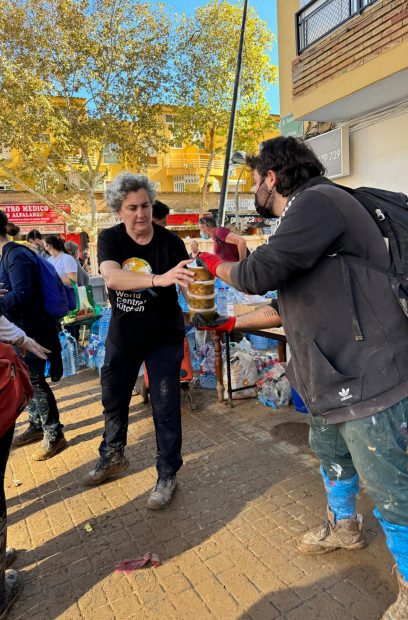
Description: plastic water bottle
xmin=216 ymin=287 xmax=228 ymax=315
xmin=98 ymin=307 xmax=111 ymax=342
xmin=95 ymin=342 xmax=106 ymax=375
xmin=59 ymin=331 xmax=76 ymax=377
xmin=65 ymin=331 xmax=79 ymax=371
xmin=226 ymin=288 xmax=235 ymax=317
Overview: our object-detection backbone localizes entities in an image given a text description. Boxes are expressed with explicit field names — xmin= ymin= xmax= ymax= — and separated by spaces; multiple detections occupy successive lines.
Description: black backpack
xmin=335 ymin=185 xmax=408 ymax=318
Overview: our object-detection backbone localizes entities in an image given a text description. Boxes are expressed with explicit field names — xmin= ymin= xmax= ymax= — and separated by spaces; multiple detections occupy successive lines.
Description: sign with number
xmin=306 ymin=127 xmax=350 ymax=179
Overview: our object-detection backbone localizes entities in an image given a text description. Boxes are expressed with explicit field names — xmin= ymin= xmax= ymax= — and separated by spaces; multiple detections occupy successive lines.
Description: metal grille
xmin=296 ymin=0 xmax=378 ymax=54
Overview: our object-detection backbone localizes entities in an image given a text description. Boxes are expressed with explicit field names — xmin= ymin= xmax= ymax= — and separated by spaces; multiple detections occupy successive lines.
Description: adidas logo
xmin=339 ymin=387 xmax=353 ymax=402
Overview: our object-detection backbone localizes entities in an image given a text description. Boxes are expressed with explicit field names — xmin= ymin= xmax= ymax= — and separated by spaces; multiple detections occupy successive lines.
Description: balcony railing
xmin=296 ymin=0 xmax=378 ymax=54
xmin=164 ymin=153 xmax=224 ymax=171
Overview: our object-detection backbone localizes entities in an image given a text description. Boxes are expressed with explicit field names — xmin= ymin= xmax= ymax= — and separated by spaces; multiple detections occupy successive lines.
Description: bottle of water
xmin=65 ymin=330 xmax=79 ymax=371
xmin=216 ymin=287 xmax=228 ymax=315
xmin=59 ymin=331 xmax=76 ymax=377
xmin=98 ymin=307 xmax=111 ymax=342
xmin=95 ymin=342 xmax=106 ymax=376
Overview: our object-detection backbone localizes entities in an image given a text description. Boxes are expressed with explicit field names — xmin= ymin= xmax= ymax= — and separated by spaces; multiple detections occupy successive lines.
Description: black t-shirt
xmin=98 ymin=223 xmax=188 ymax=352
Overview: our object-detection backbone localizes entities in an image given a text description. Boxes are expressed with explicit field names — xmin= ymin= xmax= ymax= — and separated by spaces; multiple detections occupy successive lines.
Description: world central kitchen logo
xmin=339 ymin=387 xmax=353 ymax=402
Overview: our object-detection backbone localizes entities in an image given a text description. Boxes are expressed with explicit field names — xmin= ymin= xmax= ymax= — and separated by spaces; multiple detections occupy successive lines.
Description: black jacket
xmin=231 ymin=177 xmax=408 ymax=423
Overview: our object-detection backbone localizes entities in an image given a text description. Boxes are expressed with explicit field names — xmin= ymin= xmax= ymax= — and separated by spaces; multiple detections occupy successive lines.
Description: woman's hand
xmin=154 ymin=259 xmax=195 ymax=288
xmin=19 ymin=338 xmax=51 ymax=360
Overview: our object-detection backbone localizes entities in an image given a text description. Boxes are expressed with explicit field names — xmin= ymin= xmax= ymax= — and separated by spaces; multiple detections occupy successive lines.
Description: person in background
xmin=152 ymin=200 xmax=170 ymax=227
xmin=85 ymin=173 xmax=194 ymax=511
xmin=198 ymin=215 xmax=247 ymax=262
xmin=26 ymin=229 xmax=49 ymax=259
xmin=198 ymin=136 xmax=408 ymax=619
xmin=65 ymin=241 xmax=90 ymax=287
xmin=0 ymin=212 xmax=66 ymax=460
xmin=188 ymin=240 xmax=201 ymax=260
xmin=0 ymin=315 xmax=50 ymax=618
xmin=44 ymin=235 xmax=77 ymax=285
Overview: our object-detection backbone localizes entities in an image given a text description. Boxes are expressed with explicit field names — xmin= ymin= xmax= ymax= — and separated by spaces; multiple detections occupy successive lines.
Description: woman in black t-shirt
xmin=84 ymin=173 xmax=194 ymax=510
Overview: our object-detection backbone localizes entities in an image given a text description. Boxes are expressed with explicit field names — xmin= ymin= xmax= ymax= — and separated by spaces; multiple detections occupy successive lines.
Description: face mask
xmin=200 ymin=231 xmax=210 ymax=240
xmin=254 ymin=179 xmax=275 ymax=219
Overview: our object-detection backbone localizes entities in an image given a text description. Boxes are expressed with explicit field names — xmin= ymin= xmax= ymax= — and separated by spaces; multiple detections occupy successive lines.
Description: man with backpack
xmin=0 ymin=212 xmax=67 ymax=461
xmin=198 ymin=136 xmax=408 ymax=620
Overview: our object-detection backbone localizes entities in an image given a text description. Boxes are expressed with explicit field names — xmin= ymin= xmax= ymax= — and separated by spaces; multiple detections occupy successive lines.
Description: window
xmin=152 ymin=181 xmax=162 ymax=192
xmin=165 ymin=114 xmax=182 ymax=149
xmin=103 ymin=145 xmax=119 ymax=164
xmin=174 ymin=176 xmax=185 ymax=192
xmin=184 ymin=174 xmax=200 ymax=185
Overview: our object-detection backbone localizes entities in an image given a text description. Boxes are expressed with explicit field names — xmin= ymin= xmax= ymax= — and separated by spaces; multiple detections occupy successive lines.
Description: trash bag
xmin=223 ymin=348 xmax=258 ymax=400
xmin=257 ymin=362 xmax=291 ymax=408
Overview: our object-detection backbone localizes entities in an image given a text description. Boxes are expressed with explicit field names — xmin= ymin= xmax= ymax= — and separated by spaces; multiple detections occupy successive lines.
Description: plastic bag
xmin=257 ymin=361 xmax=291 ymax=408
xmin=223 ymin=349 xmax=258 ymax=399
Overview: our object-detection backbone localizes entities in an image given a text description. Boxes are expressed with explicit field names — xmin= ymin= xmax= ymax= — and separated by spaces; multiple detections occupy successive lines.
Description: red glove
xmin=196 ymin=253 xmax=223 ymax=277
xmin=192 ymin=313 xmax=236 ymax=332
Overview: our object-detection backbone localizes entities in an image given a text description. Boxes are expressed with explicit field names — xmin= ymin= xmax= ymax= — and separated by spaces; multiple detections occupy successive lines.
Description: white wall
xmin=337 ymin=110 xmax=408 ymax=194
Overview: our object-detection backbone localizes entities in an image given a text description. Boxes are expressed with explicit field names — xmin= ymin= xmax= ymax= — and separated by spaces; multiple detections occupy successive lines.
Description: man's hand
xmin=0 ymin=282 xmax=8 ymax=297
xmin=196 ymin=253 xmax=223 ymax=278
xmin=192 ymin=313 xmax=236 ymax=332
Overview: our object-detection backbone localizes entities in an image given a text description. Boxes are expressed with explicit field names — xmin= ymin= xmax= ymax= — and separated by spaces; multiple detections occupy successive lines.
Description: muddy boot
xmin=297 ymin=507 xmax=366 ymax=555
xmin=147 ymin=477 xmax=178 ymax=510
xmin=83 ymin=453 xmax=129 ymax=486
xmin=12 ymin=424 xmax=43 ymax=447
xmin=31 ymin=434 xmax=67 ymax=461
xmin=382 ymin=571 xmax=408 ymax=620
xmin=4 ymin=550 xmax=16 ymax=570
xmin=0 ymin=522 xmax=22 ymax=619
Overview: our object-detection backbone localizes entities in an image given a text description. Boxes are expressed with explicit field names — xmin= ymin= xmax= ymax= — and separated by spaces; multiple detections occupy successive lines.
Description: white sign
xmin=306 ymin=127 xmax=350 ymax=179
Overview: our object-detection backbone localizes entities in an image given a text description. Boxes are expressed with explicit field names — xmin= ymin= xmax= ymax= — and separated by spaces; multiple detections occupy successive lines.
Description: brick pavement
xmin=5 ymin=369 xmax=397 ymax=620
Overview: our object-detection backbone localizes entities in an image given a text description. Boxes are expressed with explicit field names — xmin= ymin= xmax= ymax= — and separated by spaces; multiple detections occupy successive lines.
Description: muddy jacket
xmin=231 ymin=177 xmax=408 ymax=423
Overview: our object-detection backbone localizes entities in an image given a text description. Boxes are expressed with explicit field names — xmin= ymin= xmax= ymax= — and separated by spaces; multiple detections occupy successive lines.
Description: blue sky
xmin=162 ymin=0 xmax=280 ymax=114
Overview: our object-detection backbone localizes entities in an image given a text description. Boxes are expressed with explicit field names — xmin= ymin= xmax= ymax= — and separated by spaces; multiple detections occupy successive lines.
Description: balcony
xmin=163 ymin=152 xmax=224 ymax=172
xmin=292 ymin=0 xmax=408 ymax=121
xmin=296 ymin=0 xmax=378 ymax=54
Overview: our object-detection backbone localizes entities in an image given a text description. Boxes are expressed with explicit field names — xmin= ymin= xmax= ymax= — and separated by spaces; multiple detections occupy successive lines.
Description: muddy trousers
xmin=100 ymin=340 xmax=184 ymax=480
xmin=310 ymin=397 xmax=408 ymax=579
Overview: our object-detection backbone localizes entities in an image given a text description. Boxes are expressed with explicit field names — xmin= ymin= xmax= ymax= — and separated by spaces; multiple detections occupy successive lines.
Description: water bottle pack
xmin=59 ymin=330 xmax=79 ymax=377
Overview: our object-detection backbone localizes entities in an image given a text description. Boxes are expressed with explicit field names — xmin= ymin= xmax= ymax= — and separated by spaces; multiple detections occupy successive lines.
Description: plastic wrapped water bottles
xmin=95 ymin=341 xmax=106 ymax=375
xmin=98 ymin=307 xmax=111 ymax=342
xmin=59 ymin=330 xmax=77 ymax=377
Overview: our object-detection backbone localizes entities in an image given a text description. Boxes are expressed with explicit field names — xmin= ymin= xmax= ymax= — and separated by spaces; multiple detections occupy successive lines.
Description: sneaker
xmin=147 ymin=477 xmax=178 ymax=510
xmin=83 ymin=454 xmax=129 ymax=486
xmin=0 ymin=570 xmax=23 ymax=619
xmin=382 ymin=570 xmax=408 ymax=620
xmin=12 ymin=425 xmax=43 ymax=447
xmin=5 ymin=548 xmax=16 ymax=569
xmin=31 ymin=435 xmax=67 ymax=461
xmin=297 ymin=507 xmax=367 ymax=555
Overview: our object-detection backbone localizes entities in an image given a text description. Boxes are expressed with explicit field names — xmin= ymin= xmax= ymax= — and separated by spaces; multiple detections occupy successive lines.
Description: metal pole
xmin=217 ymin=0 xmax=249 ymax=227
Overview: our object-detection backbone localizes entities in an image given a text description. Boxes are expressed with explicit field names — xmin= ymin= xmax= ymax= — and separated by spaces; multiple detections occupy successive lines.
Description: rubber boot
xmin=0 ymin=520 xmax=22 ymax=619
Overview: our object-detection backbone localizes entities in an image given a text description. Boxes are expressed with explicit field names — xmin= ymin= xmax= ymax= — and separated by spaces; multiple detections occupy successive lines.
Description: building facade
xmin=278 ymin=0 xmax=408 ymax=192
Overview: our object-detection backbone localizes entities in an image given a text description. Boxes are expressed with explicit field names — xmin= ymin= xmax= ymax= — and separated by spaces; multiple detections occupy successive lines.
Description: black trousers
xmin=100 ymin=340 xmax=184 ymax=480
xmin=26 ymin=355 xmax=63 ymax=441
xmin=0 ymin=425 xmax=14 ymax=521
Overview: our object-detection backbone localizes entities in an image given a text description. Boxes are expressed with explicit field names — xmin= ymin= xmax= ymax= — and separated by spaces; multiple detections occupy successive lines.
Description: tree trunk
xmin=200 ymin=151 xmax=215 ymax=218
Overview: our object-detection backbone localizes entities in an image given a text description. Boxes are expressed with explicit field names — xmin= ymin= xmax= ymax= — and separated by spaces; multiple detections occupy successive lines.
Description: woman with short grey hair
xmin=85 ymin=172 xmax=194 ymax=511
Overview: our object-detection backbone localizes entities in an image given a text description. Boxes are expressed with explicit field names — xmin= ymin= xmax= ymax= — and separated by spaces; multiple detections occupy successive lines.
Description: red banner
xmin=167 ymin=213 xmax=199 ymax=226
xmin=0 ymin=203 xmax=71 ymax=225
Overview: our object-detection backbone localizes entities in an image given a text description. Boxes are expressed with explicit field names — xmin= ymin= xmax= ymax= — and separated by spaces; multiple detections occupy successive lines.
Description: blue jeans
xmin=310 ymin=397 xmax=408 ymax=526
xmin=100 ymin=340 xmax=184 ymax=479
xmin=25 ymin=355 xmax=63 ymax=442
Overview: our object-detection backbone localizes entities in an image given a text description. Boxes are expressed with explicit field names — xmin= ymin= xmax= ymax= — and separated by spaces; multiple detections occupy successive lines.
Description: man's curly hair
xmin=246 ymin=136 xmax=326 ymax=197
